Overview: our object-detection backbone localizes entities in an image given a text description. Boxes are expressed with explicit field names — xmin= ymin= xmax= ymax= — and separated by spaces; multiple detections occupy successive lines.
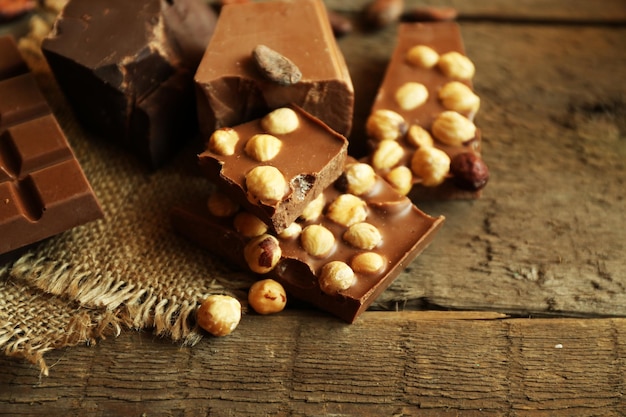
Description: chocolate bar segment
xmin=198 ymin=105 xmax=348 ymax=233
xmin=172 ymin=159 xmax=444 ymax=323
xmin=0 ymin=36 xmax=103 ymax=255
xmin=363 ymin=22 xmax=488 ymax=200
xmin=41 ymin=0 xmax=217 ymax=167
xmin=194 ymin=0 xmax=354 ymax=137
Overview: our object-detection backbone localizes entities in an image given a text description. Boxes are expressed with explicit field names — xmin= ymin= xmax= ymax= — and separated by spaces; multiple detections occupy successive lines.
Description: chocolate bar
xmin=194 ymin=0 xmax=354 ymax=138
xmin=41 ymin=0 xmax=217 ymax=168
xmin=172 ymin=159 xmax=444 ymax=323
xmin=0 ymin=36 xmax=103 ymax=255
xmin=363 ymin=22 xmax=489 ymax=200
xmin=198 ymin=105 xmax=348 ymax=233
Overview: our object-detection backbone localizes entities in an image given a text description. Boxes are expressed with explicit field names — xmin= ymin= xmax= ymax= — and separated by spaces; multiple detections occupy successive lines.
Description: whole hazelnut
xmin=196 ymin=295 xmax=242 ymax=337
xmin=244 ymin=234 xmax=282 ymax=274
xmin=450 ymin=152 xmax=490 ymax=191
xmin=248 ymin=279 xmax=287 ymax=315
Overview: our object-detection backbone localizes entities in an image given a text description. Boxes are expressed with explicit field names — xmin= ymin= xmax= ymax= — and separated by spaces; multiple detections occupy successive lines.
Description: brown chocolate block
xmin=363 ymin=22 xmax=489 ymax=200
xmin=198 ymin=105 xmax=348 ymax=233
xmin=0 ymin=36 xmax=103 ymax=255
xmin=41 ymin=0 xmax=217 ymax=168
xmin=194 ymin=0 xmax=354 ymax=138
xmin=172 ymin=159 xmax=444 ymax=323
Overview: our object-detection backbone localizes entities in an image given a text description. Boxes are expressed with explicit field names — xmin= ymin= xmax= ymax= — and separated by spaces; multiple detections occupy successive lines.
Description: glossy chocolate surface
xmin=198 ymin=105 xmax=348 ymax=233
xmin=172 ymin=159 xmax=444 ymax=323
xmin=364 ymin=22 xmax=486 ymax=200
xmin=41 ymin=0 xmax=217 ymax=167
xmin=194 ymin=0 xmax=354 ymax=138
xmin=0 ymin=36 xmax=103 ymax=255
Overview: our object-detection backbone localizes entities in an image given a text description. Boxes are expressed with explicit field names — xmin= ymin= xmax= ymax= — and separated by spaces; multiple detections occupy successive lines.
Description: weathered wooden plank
xmin=0 ymin=312 xmax=624 ymax=416
xmin=326 ymin=0 xmax=626 ymax=23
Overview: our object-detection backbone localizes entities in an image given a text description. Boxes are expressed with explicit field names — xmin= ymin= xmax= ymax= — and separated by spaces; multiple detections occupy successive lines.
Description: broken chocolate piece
xmin=194 ymin=0 xmax=354 ymax=137
xmin=172 ymin=158 xmax=444 ymax=323
xmin=363 ymin=22 xmax=488 ymax=200
xmin=41 ymin=0 xmax=217 ymax=168
xmin=198 ymin=105 xmax=348 ymax=233
xmin=0 ymin=35 xmax=103 ymax=255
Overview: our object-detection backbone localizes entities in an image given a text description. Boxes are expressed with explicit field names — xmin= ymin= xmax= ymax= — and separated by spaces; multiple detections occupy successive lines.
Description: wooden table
xmin=1 ymin=1 xmax=625 ymax=415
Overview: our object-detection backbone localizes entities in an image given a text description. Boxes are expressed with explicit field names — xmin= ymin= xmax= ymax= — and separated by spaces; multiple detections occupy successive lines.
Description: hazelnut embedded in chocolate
xmin=450 ymin=152 xmax=490 ymax=191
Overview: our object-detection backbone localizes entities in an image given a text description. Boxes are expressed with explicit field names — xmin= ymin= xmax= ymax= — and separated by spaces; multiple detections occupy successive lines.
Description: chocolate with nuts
xmin=172 ymin=158 xmax=444 ymax=323
xmin=199 ymin=105 xmax=348 ymax=233
xmin=363 ymin=22 xmax=489 ymax=200
xmin=194 ymin=0 xmax=354 ymax=137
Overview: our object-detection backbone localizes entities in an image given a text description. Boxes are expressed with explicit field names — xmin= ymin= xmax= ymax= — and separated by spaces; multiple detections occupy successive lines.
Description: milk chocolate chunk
xmin=363 ymin=22 xmax=488 ymax=200
xmin=41 ymin=0 xmax=217 ymax=168
xmin=194 ymin=0 xmax=354 ymax=137
xmin=0 ymin=36 xmax=103 ymax=255
xmin=172 ymin=159 xmax=444 ymax=323
xmin=198 ymin=105 xmax=348 ymax=233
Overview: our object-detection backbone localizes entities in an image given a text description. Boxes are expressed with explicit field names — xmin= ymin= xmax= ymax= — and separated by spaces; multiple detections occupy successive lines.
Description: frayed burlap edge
xmin=0 ymin=263 xmax=124 ymax=376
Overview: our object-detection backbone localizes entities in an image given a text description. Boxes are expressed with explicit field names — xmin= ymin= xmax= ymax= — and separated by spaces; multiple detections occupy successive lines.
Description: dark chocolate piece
xmin=41 ymin=0 xmax=217 ymax=168
xmin=194 ymin=0 xmax=354 ymax=138
xmin=0 ymin=36 xmax=103 ymax=255
xmin=172 ymin=159 xmax=444 ymax=323
xmin=363 ymin=22 xmax=488 ymax=200
xmin=198 ymin=105 xmax=348 ymax=233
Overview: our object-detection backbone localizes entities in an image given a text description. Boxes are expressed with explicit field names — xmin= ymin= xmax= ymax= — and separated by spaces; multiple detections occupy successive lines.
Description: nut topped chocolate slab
xmin=194 ymin=0 xmax=354 ymax=138
xmin=172 ymin=158 xmax=444 ymax=323
xmin=0 ymin=36 xmax=103 ymax=255
xmin=198 ymin=105 xmax=348 ymax=233
xmin=363 ymin=22 xmax=489 ymax=200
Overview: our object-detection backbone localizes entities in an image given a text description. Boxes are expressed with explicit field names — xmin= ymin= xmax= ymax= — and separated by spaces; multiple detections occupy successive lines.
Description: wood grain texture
xmin=1 ymin=311 xmax=624 ymax=416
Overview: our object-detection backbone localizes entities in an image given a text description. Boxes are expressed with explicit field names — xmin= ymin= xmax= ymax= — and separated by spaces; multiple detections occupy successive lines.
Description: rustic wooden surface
xmin=1 ymin=0 xmax=625 ymax=415
xmin=1 ymin=311 xmax=625 ymax=416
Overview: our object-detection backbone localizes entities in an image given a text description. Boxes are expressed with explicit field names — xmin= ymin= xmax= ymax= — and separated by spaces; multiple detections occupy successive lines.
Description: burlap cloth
xmin=0 ymin=24 xmax=413 ymax=376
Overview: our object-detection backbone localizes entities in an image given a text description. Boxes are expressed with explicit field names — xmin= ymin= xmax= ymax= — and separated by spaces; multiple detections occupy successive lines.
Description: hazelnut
xmin=278 ymin=222 xmax=302 ymax=239
xmin=450 ymin=152 xmax=490 ymax=191
xmin=245 ymin=166 xmax=287 ymax=203
xmin=299 ymin=193 xmax=325 ymax=222
xmin=438 ymin=81 xmax=480 ymax=115
xmin=233 ymin=212 xmax=268 ymax=237
xmin=343 ymin=222 xmax=382 ymax=250
xmin=326 ymin=194 xmax=368 ymax=227
xmin=372 ymin=139 xmax=405 ymax=171
xmin=411 ymin=146 xmax=451 ymax=186
xmin=244 ymin=234 xmax=282 ymax=274
xmin=431 ymin=111 xmax=477 ymax=146
xmin=395 ymin=82 xmax=429 ymax=111
xmin=406 ymin=44 xmax=439 ymax=68
xmin=248 ymin=279 xmax=287 ymax=315
xmin=301 ymin=225 xmax=335 ymax=258
xmin=385 ymin=166 xmax=413 ymax=195
xmin=261 ymin=107 xmax=299 ymax=135
xmin=437 ymin=51 xmax=476 ymax=80
xmin=196 ymin=295 xmax=241 ymax=337
xmin=208 ymin=128 xmax=239 ymax=156
xmin=207 ymin=191 xmax=239 ymax=217
xmin=319 ymin=261 xmax=356 ymax=295
xmin=244 ymin=134 xmax=283 ymax=162
xmin=366 ymin=109 xmax=408 ymax=141
xmin=351 ymin=252 xmax=385 ymax=275
xmin=341 ymin=163 xmax=377 ymax=196
xmin=406 ymin=124 xmax=434 ymax=149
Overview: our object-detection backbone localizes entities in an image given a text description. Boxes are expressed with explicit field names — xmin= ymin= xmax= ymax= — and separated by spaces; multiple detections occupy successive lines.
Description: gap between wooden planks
xmin=1 ymin=310 xmax=623 ymax=416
